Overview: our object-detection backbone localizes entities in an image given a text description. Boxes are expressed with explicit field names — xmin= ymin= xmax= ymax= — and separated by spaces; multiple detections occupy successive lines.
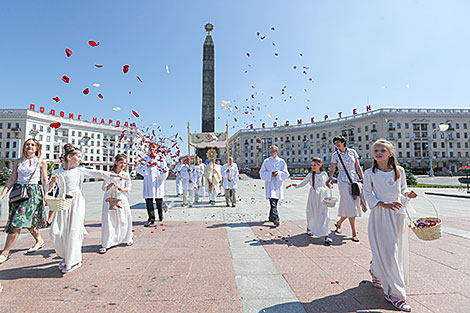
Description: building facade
xmin=0 ymin=109 xmax=144 ymax=173
xmin=228 ymin=108 xmax=470 ymax=175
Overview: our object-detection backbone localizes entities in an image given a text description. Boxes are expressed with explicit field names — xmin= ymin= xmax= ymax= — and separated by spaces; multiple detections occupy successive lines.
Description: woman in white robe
xmin=363 ymin=139 xmax=416 ymax=312
xmin=47 ymin=148 xmax=126 ymax=273
xmin=99 ymin=154 xmax=133 ymax=254
xmin=293 ymin=158 xmax=332 ymax=245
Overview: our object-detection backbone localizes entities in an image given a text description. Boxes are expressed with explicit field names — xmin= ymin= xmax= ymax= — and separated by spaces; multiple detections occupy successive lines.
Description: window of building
xmin=398 ymin=152 xmax=402 ymax=157
xmin=433 ymin=142 xmax=437 ymax=148
xmin=72 ymin=131 xmax=75 ymax=136
xmin=397 ymin=123 xmax=401 ymax=129
xmin=6 ymin=152 xmax=9 ymax=158
xmin=432 ymin=123 xmax=436 ymax=129
xmin=365 ymin=144 xmax=369 ymax=150
xmin=441 ymin=142 xmax=445 ymax=148
xmin=405 ymin=133 xmax=409 ymax=139
xmin=365 ymin=135 xmax=369 ymax=141
xmin=316 ymin=133 xmax=319 ymax=138
xmin=297 ymin=135 xmax=301 ymax=140
xmin=32 ymin=124 xmax=36 ymax=130
xmin=357 ymin=127 xmax=361 ymax=133
xmin=6 ymin=142 xmax=10 ymax=148
xmin=40 ymin=125 xmax=43 ymax=131
xmin=91 ymin=133 xmax=95 ymax=138
xmin=47 ymin=136 xmax=50 ymax=141
xmin=398 ymin=142 xmax=402 ymax=148
xmin=397 ymin=132 xmax=401 ymax=139
xmin=406 ymin=151 xmax=410 ymax=158
xmin=457 ymin=133 xmax=460 ymax=138
xmin=465 ymin=142 xmax=469 ymax=149
xmin=47 ymin=127 xmax=51 ymax=133
xmin=405 ymin=123 xmax=409 ymax=129
xmin=465 ymin=133 xmax=468 ymax=139
xmin=464 ymin=123 xmax=467 ymax=129
xmin=365 ymin=126 xmax=368 ymax=132
xmin=7 ymin=133 xmax=11 ymax=139
xmin=456 ymin=123 xmax=460 ymax=129
xmin=12 ymin=142 xmax=16 ymax=148
xmin=457 ymin=142 xmax=461 ymax=148
xmin=39 ymin=135 xmax=43 ymax=141
xmin=0 ymin=123 xmax=2 ymax=129
xmin=406 ymin=142 xmax=410 ymax=148
xmin=78 ymin=131 xmax=82 ymax=137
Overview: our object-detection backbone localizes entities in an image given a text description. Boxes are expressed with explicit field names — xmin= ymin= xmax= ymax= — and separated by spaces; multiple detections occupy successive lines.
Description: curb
xmin=424 ymin=191 xmax=470 ymax=199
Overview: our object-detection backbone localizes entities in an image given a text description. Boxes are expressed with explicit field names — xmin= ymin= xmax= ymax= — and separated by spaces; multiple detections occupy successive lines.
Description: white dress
xmin=259 ymin=156 xmax=290 ymax=199
xmin=331 ymin=149 xmax=361 ymax=217
xmin=295 ymin=172 xmax=330 ymax=237
xmin=363 ymin=166 xmax=410 ymax=301
xmin=181 ymin=165 xmax=197 ymax=191
xmin=101 ymin=172 xmax=133 ymax=249
xmin=48 ymin=167 xmax=112 ymax=270
xmin=195 ymin=164 xmax=205 ymax=196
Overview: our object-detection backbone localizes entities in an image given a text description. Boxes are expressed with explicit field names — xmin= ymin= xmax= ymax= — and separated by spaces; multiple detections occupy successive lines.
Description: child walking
xmin=292 ymin=158 xmax=332 ymax=245
xmin=99 ymin=154 xmax=133 ymax=254
xmin=363 ymin=139 xmax=417 ymax=312
xmin=47 ymin=147 xmax=127 ymax=273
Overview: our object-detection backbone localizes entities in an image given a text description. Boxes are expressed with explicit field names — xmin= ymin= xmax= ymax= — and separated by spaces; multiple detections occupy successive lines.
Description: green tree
xmin=0 ymin=167 xmax=12 ymax=185
xmin=402 ymin=163 xmax=417 ymax=185
xmin=47 ymin=162 xmax=57 ymax=177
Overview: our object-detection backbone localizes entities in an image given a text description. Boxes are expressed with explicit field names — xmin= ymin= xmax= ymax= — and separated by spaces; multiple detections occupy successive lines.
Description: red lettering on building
xmin=250 ymin=124 xmax=254 ymax=129
xmin=40 ymin=106 xmax=45 ymax=113
xmin=324 ymin=115 xmax=328 ymax=120
xmin=366 ymin=105 xmax=371 ymax=111
xmin=310 ymin=117 xmax=315 ymax=123
xmin=285 ymin=121 xmax=290 ymax=126
xmin=69 ymin=113 xmax=74 ymax=119
xmin=262 ymin=123 xmax=265 ymax=128
xmin=338 ymin=112 xmax=342 ymax=118
xmin=108 ymin=119 xmax=113 ymax=125
xmin=49 ymin=109 xmax=56 ymax=115
xmin=116 ymin=120 xmax=120 ymax=126
xmin=92 ymin=117 xmax=97 ymax=123
xmin=353 ymin=108 xmax=357 ymax=115
xmin=124 ymin=122 xmax=129 ymax=127
xmin=30 ymin=104 xmax=35 ymax=110
xmin=273 ymin=122 xmax=277 ymax=127
xmin=100 ymin=118 xmax=105 ymax=124
xmin=297 ymin=119 xmax=302 ymax=125
xmin=60 ymin=111 xmax=65 ymax=117
xmin=77 ymin=115 xmax=82 ymax=120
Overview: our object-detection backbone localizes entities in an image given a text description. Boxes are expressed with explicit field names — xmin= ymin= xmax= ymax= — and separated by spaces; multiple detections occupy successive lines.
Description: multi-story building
xmin=0 ymin=109 xmax=145 ymax=173
xmin=228 ymin=108 xmax=470 ymax=175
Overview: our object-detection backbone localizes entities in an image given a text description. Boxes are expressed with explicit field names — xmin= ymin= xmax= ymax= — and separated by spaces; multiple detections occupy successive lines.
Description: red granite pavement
xmin=251 ymin=218 xmax=470 ymax=313
xmin=0 ymin=221 xmax=241 ymax=313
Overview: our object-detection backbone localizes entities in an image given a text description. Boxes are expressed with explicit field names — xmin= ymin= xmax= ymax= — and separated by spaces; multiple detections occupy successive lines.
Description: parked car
xmin=291 ymin=173 xmax=307 ymax=178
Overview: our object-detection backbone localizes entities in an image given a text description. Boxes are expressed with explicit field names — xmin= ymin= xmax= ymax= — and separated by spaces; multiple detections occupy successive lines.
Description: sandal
xmin=0 ymin=254 xmax=9 ymax=264
xmin=352 ymin=236 xmax=360 ymax=242
xmin=369 ymin=269 xmax=382 ymax=288
xmin=98 ymin=248 xmax=107 ymax=254
xmin=27 ymin=240 xmax=45 ymax=253
xmin=324 ymin=236 xmax=332 ymax=245
xmin=385 ymin=295 xmax=411 ymax=312
xmin=334 ymin=222 xmax=342 ymax=234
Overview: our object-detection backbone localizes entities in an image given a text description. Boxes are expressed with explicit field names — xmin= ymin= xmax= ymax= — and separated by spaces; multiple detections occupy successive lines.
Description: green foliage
xmin=0 ymin=167 xmax=12 ymax=185
xmin=409 ymin=184 xmax=460 ymax=188
xmin=47 ymin=162 xmax=57 ymax=177
xmin=402 ymin=163 xmax=417 ymax=186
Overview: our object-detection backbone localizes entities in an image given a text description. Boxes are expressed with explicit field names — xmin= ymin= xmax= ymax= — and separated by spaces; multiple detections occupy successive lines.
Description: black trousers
xmin=145 ymin=198 xmax=163 ymax=222
xmin=268 ymin=198 xmax=279 ymax=222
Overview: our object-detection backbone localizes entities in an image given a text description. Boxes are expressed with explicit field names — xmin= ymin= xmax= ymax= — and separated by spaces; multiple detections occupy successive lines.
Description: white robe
xmin=221 ymin=163 xmax=239 ymax=190
xmin=203 ymin=162 xmax=222 ymax=194
xmin=363 ymin=166 xmax=410 ymax=301
xmin=295 ymin=172 xmax=330 ymax=237
xmin=174 ymin=164 xmax=183 ymax=194
xmin=101 ymin=172 xmax=133 ymax=249
xmin=194 ymin=164 xmax=205 ymax=196
xmin=48 ymin=167 xmax=112 ymax=270
xmin=259 ymin=156 xmax=289 ymax=199
xmin=138 ymin=155 xmax=168 ymax=199
xmin=181 ymin=165 xmax=197 ymax=191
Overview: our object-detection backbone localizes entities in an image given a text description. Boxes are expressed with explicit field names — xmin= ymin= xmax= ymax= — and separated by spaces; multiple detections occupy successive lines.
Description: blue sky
xmin=1 ymin=0 xmax=469 ymax=152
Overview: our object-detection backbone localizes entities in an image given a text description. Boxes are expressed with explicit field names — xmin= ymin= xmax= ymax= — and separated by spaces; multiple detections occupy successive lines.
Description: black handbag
xmin=337 ymin=150 xmax=361 ymax=197
xmin=9 ymin=161 xmax=39 ymax=204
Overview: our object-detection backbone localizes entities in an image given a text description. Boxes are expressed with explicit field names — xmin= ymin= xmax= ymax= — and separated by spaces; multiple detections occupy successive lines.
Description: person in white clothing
xmin=194 ymin=157 xmax=205 ymax=203
xmin=292 ymin=157 xmax=332 ymax=245
xmin=174 ymin=159 xmax=183 ymax=196
xmin=221 ymin=157 xmax=239 ymax=207
xmin=181 ymin=158 xmax=197 ymax=207
xmin=138 ymin=144 xmax=169 ymax=226
xmin=259 ymin=145 xmax=289 ymax=227
xmin=203 ymin=159 xmax=222 ymax=205
xmin=327 ymin=135 xmax=364 ymax=242
xmin=363 ymin=139 xmax=416 ymax=312
xmin=99 ymin=154 xmax=133 ymax=254
xmin=47 ymin=147 xmax=127 ymax=273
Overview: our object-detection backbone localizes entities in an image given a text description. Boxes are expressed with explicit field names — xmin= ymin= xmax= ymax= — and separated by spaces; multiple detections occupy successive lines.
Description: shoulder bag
xmin=9 ymin=161 xmax=39 ymax=204
xmin=337 ymin=150 xmax=360 ymax=198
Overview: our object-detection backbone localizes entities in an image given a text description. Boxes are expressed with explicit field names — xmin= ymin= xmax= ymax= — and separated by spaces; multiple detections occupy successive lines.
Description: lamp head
xmin=439 ymin=124 xmax=449 ymax=132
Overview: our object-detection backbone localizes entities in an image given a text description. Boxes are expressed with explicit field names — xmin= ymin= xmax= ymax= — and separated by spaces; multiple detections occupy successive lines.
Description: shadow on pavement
xmin=0 ymin=261 xmax=62 ymax=280
xmin=259 ymin=281 xmax=394 ymax=313
xmin=206 ymin=221 xmax=277 ymax=229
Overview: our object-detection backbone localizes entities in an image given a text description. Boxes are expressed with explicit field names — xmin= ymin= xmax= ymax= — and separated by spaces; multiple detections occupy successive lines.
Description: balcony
xmin=11 ymin=127 xmax=21 ymax=132
xmin=388 ymin=127 xmax=395 ymax=131
xmin=371 ymin=129 xmax=377 ymax=133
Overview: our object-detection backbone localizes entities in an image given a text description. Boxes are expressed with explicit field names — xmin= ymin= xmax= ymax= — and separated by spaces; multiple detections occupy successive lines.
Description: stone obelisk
xmin=202 ymin=23 xmax=215 ymax=133
xmin=198 ymin=23 xmax=216 ymax=161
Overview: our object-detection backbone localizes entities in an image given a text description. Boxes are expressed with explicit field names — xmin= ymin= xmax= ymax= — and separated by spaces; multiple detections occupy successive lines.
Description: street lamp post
xmin=429 ymin=124 xmax=449 ymax=177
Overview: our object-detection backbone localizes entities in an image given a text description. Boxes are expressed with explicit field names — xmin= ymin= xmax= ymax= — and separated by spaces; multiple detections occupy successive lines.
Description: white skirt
xmin=337 ymin=180 xmax=361 ymax=217
xmin=306 ymin=186 xmax=330 ymax=237
xmin=101 ymin=195 xmax=133 ymax=249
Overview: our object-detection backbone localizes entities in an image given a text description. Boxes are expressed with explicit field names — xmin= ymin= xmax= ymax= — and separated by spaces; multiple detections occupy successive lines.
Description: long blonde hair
xmin=372 ymin=139 xmax=400 ymax=181
xmin=21 ymin=138 xmax=42 ymax=161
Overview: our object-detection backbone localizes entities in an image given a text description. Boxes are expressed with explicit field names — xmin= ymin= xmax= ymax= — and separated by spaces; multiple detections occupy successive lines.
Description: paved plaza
xmin=0 ymin=176 xmax=470 ymax=312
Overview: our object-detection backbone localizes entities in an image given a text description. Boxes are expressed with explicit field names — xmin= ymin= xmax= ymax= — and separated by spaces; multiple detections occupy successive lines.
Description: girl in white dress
xmin=293 ymin=158 xmax=333 ymax=245
xmin=47 ymin=147 xmax=127 ymax=273
xmin=363 ymin=139 xmax=417 ymax=312
xmin=99 ymin=154 xmax=133 ymax=254
xmin=328 ymin=135 xmax=364 ymax=242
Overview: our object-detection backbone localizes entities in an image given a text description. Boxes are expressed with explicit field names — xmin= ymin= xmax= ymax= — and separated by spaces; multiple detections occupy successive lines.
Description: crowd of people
xmin=0 ymin=135 xmax=416 ymax=311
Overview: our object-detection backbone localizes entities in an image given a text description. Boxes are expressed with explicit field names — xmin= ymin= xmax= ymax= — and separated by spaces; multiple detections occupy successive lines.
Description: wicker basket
xmin=323 ymin=189 xmax=338 ymax=208
xmin=406 ymin=196 xmax=442 ymax=241
xmin=47 ymin=197 xmax=72 ymax=211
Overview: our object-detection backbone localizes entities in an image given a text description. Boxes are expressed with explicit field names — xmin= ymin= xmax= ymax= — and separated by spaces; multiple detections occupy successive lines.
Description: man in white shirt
xmin=221 ymin=157 xmax=239 ymax=207
xmin=259 ymin=145 xmax=290 ymax=227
